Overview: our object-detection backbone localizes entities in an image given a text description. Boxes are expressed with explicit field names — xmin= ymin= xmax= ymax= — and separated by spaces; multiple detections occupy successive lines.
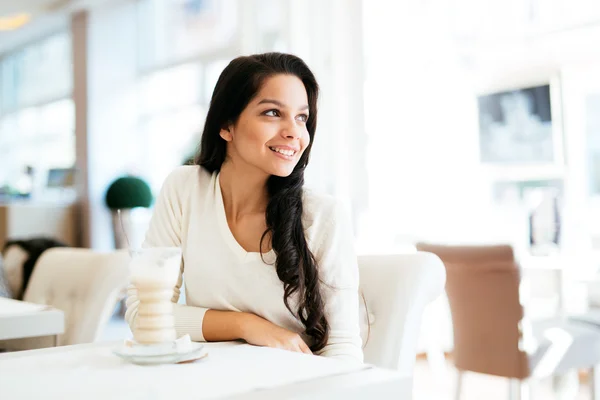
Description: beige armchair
xmin=2 ymin=248 xmax=130 ymax=350
xmin=417 ymin=243 xmax=600 ymax=400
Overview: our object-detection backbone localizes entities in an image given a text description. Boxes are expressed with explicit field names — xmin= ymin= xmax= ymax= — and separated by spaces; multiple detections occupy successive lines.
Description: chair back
xmin=416 ymin=243 xmax=530 ymax=379
xmin=359 ymin=252 xmax=446 ymax=375
xmin=24 ymin=248 xmax=130 ymax=346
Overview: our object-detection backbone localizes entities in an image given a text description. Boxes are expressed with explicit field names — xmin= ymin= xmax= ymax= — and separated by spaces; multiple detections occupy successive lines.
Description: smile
xmin=269 ymin=147 xmax=296 ymax=157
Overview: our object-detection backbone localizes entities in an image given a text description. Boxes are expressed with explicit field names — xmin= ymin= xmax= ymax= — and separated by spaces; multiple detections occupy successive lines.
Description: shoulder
xmin=162 ymin=165 xmax=211 ymax=186
xmin=302 ymin=189 xmax=351 ymax=228
xmin=160 ymin=165 xmax=213 ymax=196
xmin=302 ymin=189 xmax=353 ymax=249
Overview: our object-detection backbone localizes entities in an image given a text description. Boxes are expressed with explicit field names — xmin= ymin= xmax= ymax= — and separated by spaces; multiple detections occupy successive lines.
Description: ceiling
xmin=423 ymin=0 xmax=600 ymax=43
xmin=0 ymin=0 xmax=119 ymax=54
xmin=0 ymin=0 xmax=77 ymax=17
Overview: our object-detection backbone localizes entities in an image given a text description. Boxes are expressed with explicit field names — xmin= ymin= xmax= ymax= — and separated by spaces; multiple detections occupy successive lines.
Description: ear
xmin=219 ymin=124 xmax=233 ymax=142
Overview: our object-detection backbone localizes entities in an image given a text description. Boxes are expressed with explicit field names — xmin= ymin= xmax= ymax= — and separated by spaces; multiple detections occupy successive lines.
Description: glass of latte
xmin=129 ymin=247 xmax=181 ymax=345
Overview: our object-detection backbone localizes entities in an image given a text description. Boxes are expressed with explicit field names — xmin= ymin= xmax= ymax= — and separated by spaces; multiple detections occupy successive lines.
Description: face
xmin=220 ymin=74 xmax=311 ymax=177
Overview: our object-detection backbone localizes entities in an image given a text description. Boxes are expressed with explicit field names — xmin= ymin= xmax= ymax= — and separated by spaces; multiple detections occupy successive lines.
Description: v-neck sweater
xmin=125 ymin=166 xmax=363 ymax=362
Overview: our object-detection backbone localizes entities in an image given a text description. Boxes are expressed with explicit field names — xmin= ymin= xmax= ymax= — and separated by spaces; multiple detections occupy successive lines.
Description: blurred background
xmin=4 ymin=0 xmax=600 ymax=398
xmin=5 ymin=0 xmax=600 ymax=256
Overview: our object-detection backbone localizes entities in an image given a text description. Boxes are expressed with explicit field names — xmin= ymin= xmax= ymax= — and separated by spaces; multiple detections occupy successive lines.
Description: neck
xmin=219 ymin=160 xmax=269 ymax=219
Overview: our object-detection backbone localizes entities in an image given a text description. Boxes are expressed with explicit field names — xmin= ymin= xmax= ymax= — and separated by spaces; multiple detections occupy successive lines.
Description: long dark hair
xmin=196 ymin=53 xmax=328 ymax=351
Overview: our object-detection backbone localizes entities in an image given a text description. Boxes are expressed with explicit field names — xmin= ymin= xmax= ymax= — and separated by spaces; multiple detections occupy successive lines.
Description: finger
xmin=275 ymin=342 xmax=297 ymax=353
xmin=289 ymin=343 xmax=303 ymax=353
xmin=298 ymin=340 xmax=312 ymax=355
xmin=285 ymin=340 xmax=304 ymax=353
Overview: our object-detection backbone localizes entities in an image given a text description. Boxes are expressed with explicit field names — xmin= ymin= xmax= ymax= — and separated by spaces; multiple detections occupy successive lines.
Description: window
xmin=135 ymin=1 xmax=242 ymax=192
xmin=136 ymin=61 xmax=227 ymax=191
xmin=137 ymin=0 xmax=238 ymax=70
xmin=0 ymin=32 xmax=74 ymax=193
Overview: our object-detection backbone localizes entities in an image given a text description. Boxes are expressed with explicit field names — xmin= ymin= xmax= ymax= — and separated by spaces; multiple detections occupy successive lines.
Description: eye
xmin=296 ymin=114 xmax=309 ymax=123
xmin=264 ymin=109 xmax=280 ymax=117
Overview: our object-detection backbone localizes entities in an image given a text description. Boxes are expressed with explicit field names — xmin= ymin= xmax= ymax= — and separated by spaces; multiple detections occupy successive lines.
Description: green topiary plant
xmin=105 ymin=176 xmax=153 ymax=210
xmin=105 ymin=176 xmax=153 ymax=249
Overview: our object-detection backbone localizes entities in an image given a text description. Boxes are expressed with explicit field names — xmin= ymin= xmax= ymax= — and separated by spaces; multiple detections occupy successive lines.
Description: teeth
xmin=270 ymin=147 xmax=295 ymax=156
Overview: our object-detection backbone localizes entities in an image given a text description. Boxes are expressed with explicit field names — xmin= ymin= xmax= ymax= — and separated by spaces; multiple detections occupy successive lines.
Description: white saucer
xmin=113 ymin=336 xmax=208 ymax=365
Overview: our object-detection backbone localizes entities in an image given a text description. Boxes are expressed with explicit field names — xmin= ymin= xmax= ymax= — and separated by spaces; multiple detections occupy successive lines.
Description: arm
xmin=201 ymin=310 xmax=310 ymax=354
xmin=312 ymin=198 xmax=364 ymax=363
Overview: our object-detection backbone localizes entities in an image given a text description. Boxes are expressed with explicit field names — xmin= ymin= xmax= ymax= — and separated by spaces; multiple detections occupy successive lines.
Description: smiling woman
xmin=125 ymin=52 xmax=364 ymax=363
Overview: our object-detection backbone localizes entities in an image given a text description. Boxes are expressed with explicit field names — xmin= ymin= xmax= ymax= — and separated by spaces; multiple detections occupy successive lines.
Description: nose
xmin=281 ymin=118 xmax=302 ymax=139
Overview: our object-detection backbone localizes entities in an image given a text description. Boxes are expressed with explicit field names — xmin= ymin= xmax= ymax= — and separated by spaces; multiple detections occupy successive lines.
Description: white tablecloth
xmin=0 ymin=341 xmax=374 ymax=399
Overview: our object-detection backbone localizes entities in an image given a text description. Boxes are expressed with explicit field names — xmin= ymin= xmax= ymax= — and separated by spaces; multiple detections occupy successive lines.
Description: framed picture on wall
xmin=477 ymin=81 xmax=564 ymax=166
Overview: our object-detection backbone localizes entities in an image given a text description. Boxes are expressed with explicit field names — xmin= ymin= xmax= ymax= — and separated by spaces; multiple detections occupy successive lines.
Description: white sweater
xmin=125 ymin=166 xmax=363 ymax=362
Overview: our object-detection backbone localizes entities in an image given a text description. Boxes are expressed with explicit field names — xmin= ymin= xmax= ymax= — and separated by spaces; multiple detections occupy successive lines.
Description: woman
xmin=125 ymin=52 xmax=363 ymax=362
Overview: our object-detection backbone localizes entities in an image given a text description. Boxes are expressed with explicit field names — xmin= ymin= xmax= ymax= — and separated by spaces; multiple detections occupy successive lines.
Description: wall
xmin=360 ymin=1 xmax=500 ymax=252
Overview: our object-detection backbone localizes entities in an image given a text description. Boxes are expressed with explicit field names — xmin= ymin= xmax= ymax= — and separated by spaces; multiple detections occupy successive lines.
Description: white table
xmin=0 ymin=297 xmax=64 ymax=344
xmin=0 ymin=341 xmax=411 ymax=399
xmin=520 ymin=253 xmax=600 ymax=317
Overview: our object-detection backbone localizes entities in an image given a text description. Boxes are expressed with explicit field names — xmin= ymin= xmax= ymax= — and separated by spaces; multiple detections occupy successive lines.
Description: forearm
xmin=202 ymin=309 xmax=252 ymax=342
xmin=204 ymin=311 xmax=312 ymax=354
xmin=128 ymin=301 xmax=247 ymax=343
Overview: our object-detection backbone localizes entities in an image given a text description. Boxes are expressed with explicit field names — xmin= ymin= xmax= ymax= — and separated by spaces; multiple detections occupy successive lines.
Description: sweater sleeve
xmin=124 ymin=166 xmax=208 ymax=342
xmin=311 ymin=197 xmax=364 ymax=363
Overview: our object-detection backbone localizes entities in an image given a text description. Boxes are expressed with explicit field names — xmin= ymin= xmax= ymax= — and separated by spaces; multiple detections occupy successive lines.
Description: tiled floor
xmin=100 ymin=315 xmax=592 ymax=399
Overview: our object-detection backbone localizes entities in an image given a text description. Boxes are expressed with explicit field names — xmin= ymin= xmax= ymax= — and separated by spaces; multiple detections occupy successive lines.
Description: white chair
xmin=359 ymin=252 xmax=446 ymax=375
xmin=3 ymin=248 xmax=130 ymax=350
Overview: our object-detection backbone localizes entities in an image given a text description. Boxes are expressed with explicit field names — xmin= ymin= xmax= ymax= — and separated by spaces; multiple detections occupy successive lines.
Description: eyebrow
xmin=257 ymin=98 xmax=309 ymax=111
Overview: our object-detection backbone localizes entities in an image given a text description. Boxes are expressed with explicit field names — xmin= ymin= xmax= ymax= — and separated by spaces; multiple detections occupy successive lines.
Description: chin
xmin=261 ymin=160 xmax=297 ymax=177
xmin=269 ymin=169 xmax=295 ymax=178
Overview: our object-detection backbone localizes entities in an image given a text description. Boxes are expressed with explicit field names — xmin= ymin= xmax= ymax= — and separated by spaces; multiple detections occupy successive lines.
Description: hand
xmin=239 ymin=313 xmax=312 ymax=355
